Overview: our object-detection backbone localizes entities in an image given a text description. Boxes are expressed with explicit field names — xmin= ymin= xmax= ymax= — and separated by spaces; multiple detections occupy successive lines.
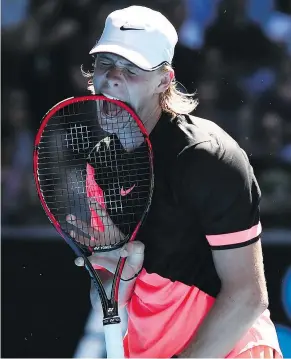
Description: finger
xmin=70 ymin=229 xmax=92 ymax=247
xmin=66 ymin=211 xmax=116 ymax=245
xmin=104 ymin=225 xmax=125 ymax=246
xmin=75 ymin=257 xmax=84 ymax=266
xmin=75 ymin=255 xmax=100 ymax=268
xmin=70 ymin=228 xmax=104 ymax=248
xmin=70 ymin=229 xmax=84 ymax=245
xmin=76 ymin=252 xmax=118 ymax=273
xmin=123 ymin=241 xmax=145 ymax=255
xmin=88 ymin=200 xmax=125 ymax=245
xmin=93 ymin=230 xmax=117 ymax=247
xmin=75 ymin=256 xmax=102 ymax=271
xmin=66 ymin=214 xmax=96 ymax=238
xmin=120 ymin=241 xmax=145 ymax=268
xmin=88 ymin=198 xmax=114 ymax=226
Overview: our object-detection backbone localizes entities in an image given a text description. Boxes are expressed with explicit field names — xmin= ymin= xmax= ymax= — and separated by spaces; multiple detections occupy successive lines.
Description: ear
xmin=155 ymin=69 xmax=175 ymax=94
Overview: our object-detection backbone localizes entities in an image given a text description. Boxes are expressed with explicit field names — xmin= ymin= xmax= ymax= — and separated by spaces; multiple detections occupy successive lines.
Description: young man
xmin=69 ymin=5 xmax=282 ymax=358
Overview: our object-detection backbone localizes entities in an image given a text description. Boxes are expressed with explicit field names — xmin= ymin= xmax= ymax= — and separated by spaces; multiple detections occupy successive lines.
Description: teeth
xmin=101 ymin=93 xmax=120 ymax=101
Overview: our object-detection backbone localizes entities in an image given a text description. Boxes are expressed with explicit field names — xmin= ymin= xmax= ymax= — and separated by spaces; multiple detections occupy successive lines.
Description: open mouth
xmin=102 ymin=101 xmax=123 ymax=117
xmin=101 ymin=93 xmax=123 ymax=118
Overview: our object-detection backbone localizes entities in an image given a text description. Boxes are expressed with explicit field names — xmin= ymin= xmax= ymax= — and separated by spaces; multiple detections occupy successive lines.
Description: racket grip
xmin=103 ymin=320 xmax=124 ymax=358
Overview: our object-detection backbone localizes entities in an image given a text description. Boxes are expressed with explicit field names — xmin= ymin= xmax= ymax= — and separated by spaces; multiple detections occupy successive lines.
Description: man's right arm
xmin=75 ymin=241 xmax=145 ymax=308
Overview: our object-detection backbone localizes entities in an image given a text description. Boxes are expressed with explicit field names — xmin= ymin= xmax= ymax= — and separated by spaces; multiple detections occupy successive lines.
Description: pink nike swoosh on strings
xmin=120 ymin=184 xmax=136 ymax=196
xmin=86 ymin=163 xmax=106 ymax=233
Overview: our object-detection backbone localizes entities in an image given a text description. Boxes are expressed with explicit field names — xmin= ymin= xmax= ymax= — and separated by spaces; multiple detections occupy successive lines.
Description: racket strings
xmin=37 ymin=99 xmax=151 ymax=250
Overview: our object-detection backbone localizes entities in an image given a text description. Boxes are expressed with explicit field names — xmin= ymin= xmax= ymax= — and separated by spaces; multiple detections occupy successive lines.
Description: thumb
xmin=120 ymin=241 xmax=145 ymax=268
xmin=123 ymin=241 xmax=145 ymax=256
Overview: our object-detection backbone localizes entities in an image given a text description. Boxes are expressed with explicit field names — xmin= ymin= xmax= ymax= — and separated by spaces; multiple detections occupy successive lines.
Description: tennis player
xmin=71 ymin=5 xmax=282 ymax=358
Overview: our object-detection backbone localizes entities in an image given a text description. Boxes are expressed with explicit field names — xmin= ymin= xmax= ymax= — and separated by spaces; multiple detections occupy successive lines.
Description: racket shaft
xmin=104 ymin=321 xmax=124 ymax=358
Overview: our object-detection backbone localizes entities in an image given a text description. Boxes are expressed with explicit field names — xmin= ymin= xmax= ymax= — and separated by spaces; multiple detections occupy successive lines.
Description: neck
xmin=138 ymin=100 xmax=162 ymax=135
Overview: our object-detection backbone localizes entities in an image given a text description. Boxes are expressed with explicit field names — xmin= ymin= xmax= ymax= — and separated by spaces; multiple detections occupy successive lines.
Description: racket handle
xmin=103 ymin=320 xmax=124 ymax=358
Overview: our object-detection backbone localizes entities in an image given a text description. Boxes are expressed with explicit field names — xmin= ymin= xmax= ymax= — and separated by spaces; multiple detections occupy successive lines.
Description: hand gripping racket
xmin=33 ymin=95 xmax=154 ymax=358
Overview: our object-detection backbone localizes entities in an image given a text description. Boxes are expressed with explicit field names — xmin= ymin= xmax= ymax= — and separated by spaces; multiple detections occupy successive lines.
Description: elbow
xmin=221 ymin=282 xmax=269 ymax=314
xmin=255 ymin=292 xmax=269 ymax=311
xmin=244 ymin=286 xmax=269 ymax=314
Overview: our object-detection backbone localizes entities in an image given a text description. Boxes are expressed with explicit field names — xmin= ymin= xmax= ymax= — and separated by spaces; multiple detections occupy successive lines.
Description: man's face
xmin=93 ymin=53 xmax=162 ymax=114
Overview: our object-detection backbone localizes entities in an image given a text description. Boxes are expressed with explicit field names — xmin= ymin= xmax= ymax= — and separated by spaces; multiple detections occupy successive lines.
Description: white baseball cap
xmin=89 ymin=6 xmax=178 ymax=71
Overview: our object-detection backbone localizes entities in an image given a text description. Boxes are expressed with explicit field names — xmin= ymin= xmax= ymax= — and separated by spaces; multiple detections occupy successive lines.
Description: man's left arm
xmin=179 ymin=239 xmax=269 ymax=358
xmin=176 ymin=142 xmax=268 ymax=358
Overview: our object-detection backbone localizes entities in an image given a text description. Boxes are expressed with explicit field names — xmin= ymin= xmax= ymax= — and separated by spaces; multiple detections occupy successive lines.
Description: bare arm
xmin=179 ymin=239 xmax=268 ymax=358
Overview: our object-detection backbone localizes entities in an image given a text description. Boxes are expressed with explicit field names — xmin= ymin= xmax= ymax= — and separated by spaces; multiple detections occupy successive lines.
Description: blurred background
xmin=2 ymin=0 xmax=291 ymax=357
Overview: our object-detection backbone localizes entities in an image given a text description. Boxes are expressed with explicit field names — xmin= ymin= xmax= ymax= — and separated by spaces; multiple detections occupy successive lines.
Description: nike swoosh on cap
xmin=120 ymin=25 xmax=144 ymax=31
xmin=120 ymin=184 xmax=136 ymax=196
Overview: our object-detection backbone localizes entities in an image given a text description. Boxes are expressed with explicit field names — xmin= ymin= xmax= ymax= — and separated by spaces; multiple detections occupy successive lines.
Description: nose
xmin=106 ymin=67 xmax=123 ymax=87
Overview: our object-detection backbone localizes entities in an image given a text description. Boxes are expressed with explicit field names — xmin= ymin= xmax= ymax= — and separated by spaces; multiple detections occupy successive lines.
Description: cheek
xmin=126 ymin=84 xmax=146 ymax=108
xmin=93 ymin=71 xmax=104 ymax=91
xmin=128 ymin=77 xmax=155 ymax=98
xmin=93 ymin=77 xmax=100 ymax=91
xmin=127 ymin=81 xmax=156 ymax=112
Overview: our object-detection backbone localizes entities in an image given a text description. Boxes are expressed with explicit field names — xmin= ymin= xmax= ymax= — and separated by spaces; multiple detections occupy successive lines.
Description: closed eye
xmin=126 ymin=68 xmax=138 ymax=75
xmin=100 ymin=61 xmax=112 ymax=67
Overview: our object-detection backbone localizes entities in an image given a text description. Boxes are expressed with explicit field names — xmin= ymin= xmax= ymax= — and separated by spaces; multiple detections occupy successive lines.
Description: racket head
xmin=33 ymin=95 xmax=154 ymax=257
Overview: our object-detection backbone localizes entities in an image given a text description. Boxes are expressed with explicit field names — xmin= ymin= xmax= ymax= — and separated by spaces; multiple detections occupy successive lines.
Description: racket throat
xmin=103 ymin=299 xmax=120 ymax=324
xmin=103 ymin=302 xmax=121 ymax=326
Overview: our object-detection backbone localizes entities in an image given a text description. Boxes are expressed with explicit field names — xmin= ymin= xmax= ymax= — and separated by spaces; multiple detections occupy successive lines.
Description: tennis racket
xmin=33 ymin=95 xmax=154 ymax=358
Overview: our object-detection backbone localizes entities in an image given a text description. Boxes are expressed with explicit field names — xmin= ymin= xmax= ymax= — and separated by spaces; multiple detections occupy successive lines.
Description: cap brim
xmin=89 ymin=43 xmax=157 ymax=71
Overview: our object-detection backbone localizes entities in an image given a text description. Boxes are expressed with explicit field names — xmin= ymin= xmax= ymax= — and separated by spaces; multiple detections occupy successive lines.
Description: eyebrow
xmin=98 ymin=54 xmax=139 ymax=70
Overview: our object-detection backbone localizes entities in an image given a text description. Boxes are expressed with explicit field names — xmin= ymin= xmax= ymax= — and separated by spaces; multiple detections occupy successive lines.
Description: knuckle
xmin=133 ymin=241 xmax=145 ymax=252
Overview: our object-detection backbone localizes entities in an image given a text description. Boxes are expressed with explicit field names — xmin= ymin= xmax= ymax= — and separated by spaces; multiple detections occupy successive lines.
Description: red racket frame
xmin=33 ymin=95 xmax=154 ymax=319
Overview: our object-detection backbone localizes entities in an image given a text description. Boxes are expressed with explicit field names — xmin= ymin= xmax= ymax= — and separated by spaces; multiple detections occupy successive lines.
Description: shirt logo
xmin=120 ymin=184 xmax=136 ymax=196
